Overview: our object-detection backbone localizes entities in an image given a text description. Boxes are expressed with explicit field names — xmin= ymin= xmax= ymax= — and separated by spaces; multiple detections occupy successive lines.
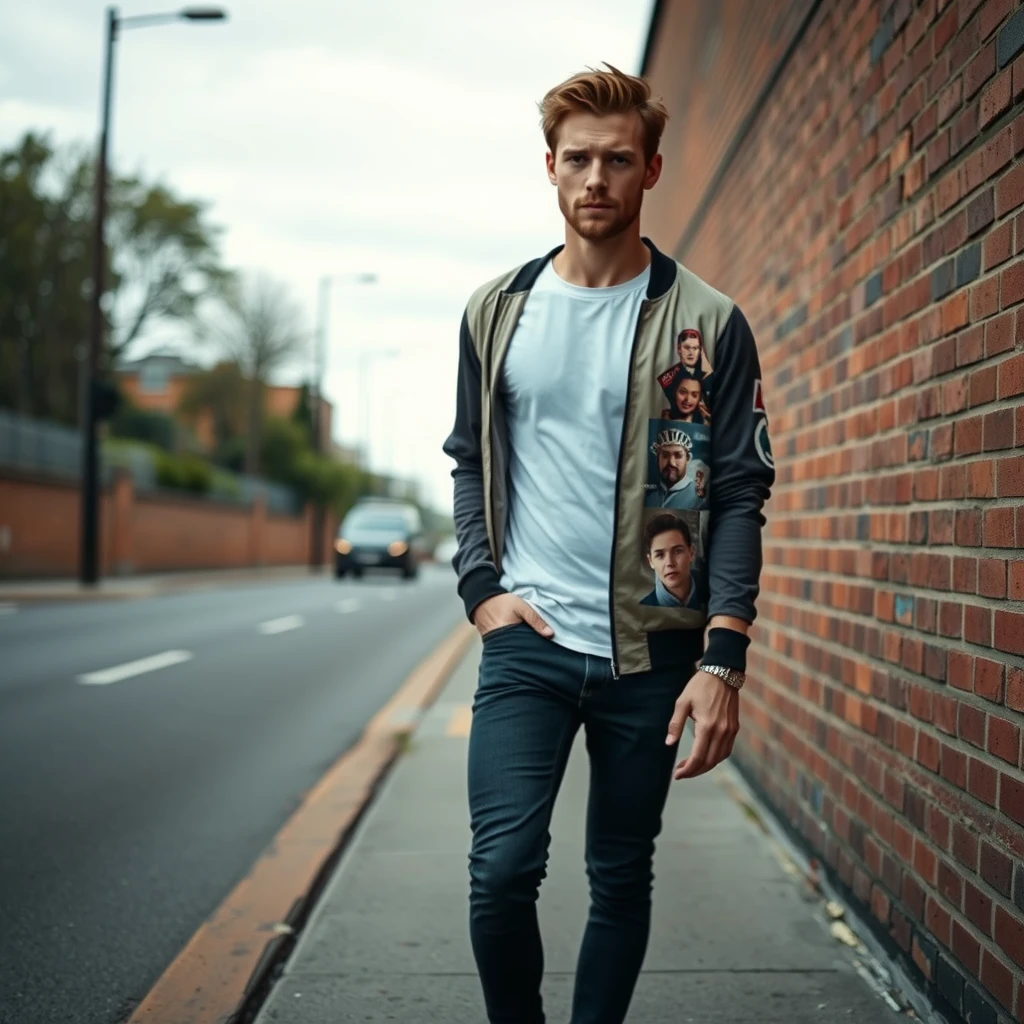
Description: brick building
xmin=117 ymin=351 xmax=335 ymax=453
xmin=641 ymin=2 xmax=1024 ymax=1022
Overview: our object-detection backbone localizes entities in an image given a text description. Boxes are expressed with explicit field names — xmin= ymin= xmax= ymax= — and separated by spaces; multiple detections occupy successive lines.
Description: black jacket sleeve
xmin=441 ymin=311 xmax=507 ymax=621
xmin=705 ymin=304 xmax=774 ymax=634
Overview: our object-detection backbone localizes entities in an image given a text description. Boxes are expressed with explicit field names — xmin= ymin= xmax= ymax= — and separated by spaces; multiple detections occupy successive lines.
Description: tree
xmin=177 ymin=360 xmax=248 ymax=460
xmin=0 ymin=131 xmax=227 ymax=426
xmin=207 ymin=273 xmax=307 ymax=474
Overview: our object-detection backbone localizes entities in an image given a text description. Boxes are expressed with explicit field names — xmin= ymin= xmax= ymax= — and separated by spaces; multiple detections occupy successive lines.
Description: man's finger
xmin=675 ymin=720 xmax=711 ymax=778
xmin=665 ymin=696 xmax=691 ymax=746
xmin=521 ymin=604 xmax=554 ymax=637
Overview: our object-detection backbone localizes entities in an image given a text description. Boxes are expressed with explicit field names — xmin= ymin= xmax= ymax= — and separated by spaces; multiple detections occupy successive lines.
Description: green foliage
xmin=0 ymin=130 xmax=227 ymax=427
xmin=154 ymin=450 xmax=213 ymax=494
xmin=109 ymin=401 xmax=177 ymax=451
xmin=291 ymin=381 xmax=314 ymax=441
xmin=177 ymin=359 xmax=248 ymax=456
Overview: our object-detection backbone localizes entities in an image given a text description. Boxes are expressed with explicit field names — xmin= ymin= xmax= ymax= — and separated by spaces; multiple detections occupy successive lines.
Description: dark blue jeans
xmin=467 ymin=623 xmax=693 ymax=1024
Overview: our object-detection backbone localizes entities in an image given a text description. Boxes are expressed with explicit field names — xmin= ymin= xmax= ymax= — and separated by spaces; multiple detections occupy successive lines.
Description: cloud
xmin=0 ymin=0 xmax=654 ymax=511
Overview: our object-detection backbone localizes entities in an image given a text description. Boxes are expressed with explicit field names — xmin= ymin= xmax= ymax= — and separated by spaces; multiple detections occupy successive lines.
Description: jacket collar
xmin=506 ymin=237 xmax=677 ymax=300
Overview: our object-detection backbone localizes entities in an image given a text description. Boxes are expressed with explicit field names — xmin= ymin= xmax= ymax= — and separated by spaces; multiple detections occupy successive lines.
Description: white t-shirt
xmin=499 ymin=260 xmax=650 ymax=658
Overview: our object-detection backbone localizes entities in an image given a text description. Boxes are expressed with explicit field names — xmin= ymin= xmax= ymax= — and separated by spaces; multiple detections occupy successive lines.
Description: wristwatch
xmin=700 ymin=663 xmax=746 ymax=690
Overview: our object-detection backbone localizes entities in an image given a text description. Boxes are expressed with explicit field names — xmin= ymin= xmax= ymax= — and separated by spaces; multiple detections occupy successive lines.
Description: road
xmin=0 ymin=567 xmax=463 ymax=1024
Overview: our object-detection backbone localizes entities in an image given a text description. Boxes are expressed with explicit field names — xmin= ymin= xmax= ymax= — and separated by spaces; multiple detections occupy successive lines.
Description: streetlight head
xmin=180 ymin=6 xmax=227 ymax=20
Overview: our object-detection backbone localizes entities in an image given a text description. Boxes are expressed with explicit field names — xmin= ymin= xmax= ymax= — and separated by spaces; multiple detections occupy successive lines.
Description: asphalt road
xmin=0 ymin=566 xmax=463 ymax=1024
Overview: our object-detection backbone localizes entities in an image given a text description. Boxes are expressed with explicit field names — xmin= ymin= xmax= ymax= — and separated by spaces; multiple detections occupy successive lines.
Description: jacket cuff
xmin=702 ymin=628 xmax=750 ymax=671
xmin=458 ymin=565 xmax=507 ymax=623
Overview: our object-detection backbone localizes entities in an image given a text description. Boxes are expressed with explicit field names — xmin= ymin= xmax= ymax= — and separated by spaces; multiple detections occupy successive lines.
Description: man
xmin=691 ymin=459 xmax=709 ymax=501
xmin=640 ymin=513 xmax=704 ymax=608
xmin=657 ymin=328 xmax=713 ymax=405
xmin=645 ymin=427 xmax=702 ymax=509
xmin=443 ymin=63 xmax=773 ymax=1024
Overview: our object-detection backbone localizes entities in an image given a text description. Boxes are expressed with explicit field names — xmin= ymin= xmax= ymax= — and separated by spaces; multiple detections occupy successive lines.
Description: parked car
xmin=334 ymin=499 xmax=423 ymax=580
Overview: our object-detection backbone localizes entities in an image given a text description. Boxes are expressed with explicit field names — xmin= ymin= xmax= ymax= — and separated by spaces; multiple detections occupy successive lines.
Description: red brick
xmin=1002 ymin=261 xmax=1024 ymax=308
xmin=959 ymin=703 xmax=987 ymax=747
xmin=997 ymin=161 xmax=1024 ymax=217
xmin=995 ymin=611 xmax=1024 ymax=655
xmin=1010 ymin=560 xmax=1024 ymax=600
xmin=964 ymin=879 xmax=993 ymax=934
xmin=998 ymin=353 xmax=1024 ymax=398
xmin=925 ymin=893 xmax=952 ymax=944
xmin=974 ymin=656 xmax=1005 ymax=702
xmin=980 ymin=68 xmax=1012 ymax=128
xmin=989 ymin=716 xmax=1019 ymax=764
xmin=978 ymin=557 xmax=1008 ymax=597
xmin=968 ymin=756 xmax=997 ymax=805
xmin=980 ymin=948 xmax=1014 ymax=1012
xmin=1000 ymin=772 xmax=1024 ymax=825
xmin=994 ymin=905 xmax=1024 ymax=969
xmin=952 ymin=822 xmax=978 ymax=870
xmin=951 ymin=918 xmax=980 ymax=974
xmin=983 ymin=220 xmax=1013 ymax=268
xmin=985 ymin=310 xmax=1016 ymax=356
xmin=983 ymin=507 xmax=1015 ymax=547
xmin=964 ymin=603 xmax=992 ymax=644
xmin=980 ymin=841 xmax=1013 ymax=896
xmin=980 ymin=0 xmax=1015 ymax=41
xmin=1008 ymin=667 xmax=1024 ymax=712
xmin=965 ymin=39 xmax=997 ymax=98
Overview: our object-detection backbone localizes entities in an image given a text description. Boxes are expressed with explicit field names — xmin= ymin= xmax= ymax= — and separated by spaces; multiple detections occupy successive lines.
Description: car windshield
xmin=343 ymin=512 xmax=407 ymax=533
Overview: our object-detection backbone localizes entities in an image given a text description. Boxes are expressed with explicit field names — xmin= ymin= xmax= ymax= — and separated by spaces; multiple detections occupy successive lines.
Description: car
xmin=334 ymin=500 xmax=423 ymax=580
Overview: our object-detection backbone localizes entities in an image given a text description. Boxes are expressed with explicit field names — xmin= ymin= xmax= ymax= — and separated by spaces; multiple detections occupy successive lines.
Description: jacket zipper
xmin=608 ymin=303 xmax=648 ymax=679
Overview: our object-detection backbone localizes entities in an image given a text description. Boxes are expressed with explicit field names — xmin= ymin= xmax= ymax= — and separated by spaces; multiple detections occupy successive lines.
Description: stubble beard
xmin=559 ymin=189 xmax=643 ymax=243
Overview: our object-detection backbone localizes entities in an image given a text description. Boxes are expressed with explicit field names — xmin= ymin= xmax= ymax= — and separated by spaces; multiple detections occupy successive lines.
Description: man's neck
xmin=552 ymin=228 xmax=650 ymax=288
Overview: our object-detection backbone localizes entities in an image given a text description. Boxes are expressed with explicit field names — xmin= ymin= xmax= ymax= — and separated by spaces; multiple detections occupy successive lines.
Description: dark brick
xmin=963 ymin=984 xmax=999 ymax=1024
xmin=865 ymin=271 xmax=884 ymax=307
xmin=871 ymin=11 xmax=895 ymax=65
xmin=937 ymin=955 xmax=965 ymax=1013
xmin=967 ymin=189 xmax=995 ymax=236
xmin=997 ymin=8 xmax=1024 ymax=69
xmin=932 ymin=258 xmax=956 ymax=300
xmin=980 ymin=842 xmax=1013 ymax=897
xmin=956 ymin=243 xmax=982 ymax=288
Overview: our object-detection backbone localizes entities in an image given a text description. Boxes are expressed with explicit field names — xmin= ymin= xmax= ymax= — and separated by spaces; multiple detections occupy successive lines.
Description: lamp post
xmin=80 ymin=5 xmax=228 ymax=586
xmin=309 ymin=272 xmax=376 ymax=571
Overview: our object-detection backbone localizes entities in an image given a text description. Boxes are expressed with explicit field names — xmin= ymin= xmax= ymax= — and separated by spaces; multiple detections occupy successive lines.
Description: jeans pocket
xmin=481 ymin=622 xmax=527 ymax=642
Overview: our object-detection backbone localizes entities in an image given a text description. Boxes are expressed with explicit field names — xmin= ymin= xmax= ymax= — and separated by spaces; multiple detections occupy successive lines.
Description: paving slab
xmin=254 ymin=638 xmax=906 ymax=1024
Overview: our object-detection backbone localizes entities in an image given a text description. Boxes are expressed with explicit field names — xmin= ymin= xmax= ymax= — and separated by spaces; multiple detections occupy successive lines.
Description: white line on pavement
xmin=259 ymin=614 xmax=305 ymax=635
xmin=336 ymin=598 xmax=362 ymax=614
xmin=77 ymin=649 xmax=193 ymax=686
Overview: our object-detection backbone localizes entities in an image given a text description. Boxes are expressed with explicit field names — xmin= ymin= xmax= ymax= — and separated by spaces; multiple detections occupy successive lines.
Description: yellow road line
xmin=446 ymin=704 xmax=473 ymax=737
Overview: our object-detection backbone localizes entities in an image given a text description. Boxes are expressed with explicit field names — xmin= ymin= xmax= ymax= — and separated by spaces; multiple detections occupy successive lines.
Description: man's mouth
xmin=581 ymin=202 xmax=613 ymax=209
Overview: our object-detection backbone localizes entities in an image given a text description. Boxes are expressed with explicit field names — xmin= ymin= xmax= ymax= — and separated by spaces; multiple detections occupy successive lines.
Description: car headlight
xmin=335 ymin=539 xmax=352 ymax=554
xmin=388 ymin=541 xmax=409 ymax=557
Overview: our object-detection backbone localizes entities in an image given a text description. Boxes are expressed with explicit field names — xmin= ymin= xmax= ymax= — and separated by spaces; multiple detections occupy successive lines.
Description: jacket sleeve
xmin=705 ymin=304 xmax=774 ymax=630
xmin=442 ymin=311 xmax=508 ymax=622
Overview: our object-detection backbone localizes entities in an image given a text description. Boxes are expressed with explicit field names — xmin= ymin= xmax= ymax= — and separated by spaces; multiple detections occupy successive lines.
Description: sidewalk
xmin=253 ymin=640 xmax=908 ymax=1023
xmin=0 ymin=564 xmax=315 ymax=603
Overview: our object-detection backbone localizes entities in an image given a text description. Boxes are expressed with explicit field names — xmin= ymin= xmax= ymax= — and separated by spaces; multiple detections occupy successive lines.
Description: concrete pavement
xmin=254 ymin=639 xmax=909 ymax=1023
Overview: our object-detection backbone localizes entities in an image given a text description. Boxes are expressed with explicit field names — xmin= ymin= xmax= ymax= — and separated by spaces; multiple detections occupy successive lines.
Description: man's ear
xmin=545 ymin=150 xmax=557 ymax=186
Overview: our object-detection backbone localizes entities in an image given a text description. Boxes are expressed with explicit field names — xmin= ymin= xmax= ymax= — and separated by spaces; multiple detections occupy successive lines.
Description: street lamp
xmin=79 ymin=5 xmax=228 ymax=586
xmin=309 ymin=272 xmax=377 ymax=571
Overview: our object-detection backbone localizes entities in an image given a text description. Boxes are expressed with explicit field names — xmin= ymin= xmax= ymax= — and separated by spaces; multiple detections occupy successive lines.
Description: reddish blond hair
xmin=539 ymin=64 xmax=669 ymax=163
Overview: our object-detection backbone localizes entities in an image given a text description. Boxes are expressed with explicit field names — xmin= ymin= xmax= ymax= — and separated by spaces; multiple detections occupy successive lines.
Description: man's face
xmin=647 ymin=529 xmax=694 ymax=598
xmin=657 ymin=444 xmax=689 ymax=486
xmin=677 ymin=336 xmax=701 ymax=368
xmin=546 ymin=111 xmax=662 ymax=243
xmin=694 ymin=468 xmax=706 ymax=496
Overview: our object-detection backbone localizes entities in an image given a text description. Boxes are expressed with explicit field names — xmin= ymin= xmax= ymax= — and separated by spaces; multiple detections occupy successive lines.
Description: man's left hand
xmin=665 ymin=670 xmax=739 ymax=780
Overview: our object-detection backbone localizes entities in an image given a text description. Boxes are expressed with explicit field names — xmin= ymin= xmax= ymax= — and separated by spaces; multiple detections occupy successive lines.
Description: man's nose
xmin=585 ymin=159 xmax=608 ymax=191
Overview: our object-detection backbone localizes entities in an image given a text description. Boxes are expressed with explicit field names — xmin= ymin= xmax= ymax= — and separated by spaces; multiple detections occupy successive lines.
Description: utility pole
xmin=309 ymin=275 xmax=331 ymax=572
xmin=79 ymin=5 xmax=227 ymax=585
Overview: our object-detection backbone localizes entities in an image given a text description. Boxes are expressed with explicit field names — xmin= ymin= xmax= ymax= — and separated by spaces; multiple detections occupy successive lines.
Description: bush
xmin=110 ymin=403 xmax=177 ymax=451
xmin=155 ymin=451 xmax=213 ymax=494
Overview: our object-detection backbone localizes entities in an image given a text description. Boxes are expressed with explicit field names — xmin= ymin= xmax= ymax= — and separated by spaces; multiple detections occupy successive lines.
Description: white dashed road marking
xmin=259 ymin=615 xmax=305 ymax=635
xmin=77 ymin=650 xmax=193 ymax=686
xmin=336 ymin=599 xmax=362 ymax=614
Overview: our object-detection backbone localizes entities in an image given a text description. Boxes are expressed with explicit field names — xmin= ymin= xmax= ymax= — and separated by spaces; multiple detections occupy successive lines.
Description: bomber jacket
xmin=442 ymin=239 xmax=774 ymax=678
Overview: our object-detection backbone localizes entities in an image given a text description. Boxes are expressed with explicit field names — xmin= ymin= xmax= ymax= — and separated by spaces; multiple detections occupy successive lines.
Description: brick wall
xmin=643 ymin=1 xmax=1024 ymax=1022
xmin=0 ymin=471 xmax=327 ymax=578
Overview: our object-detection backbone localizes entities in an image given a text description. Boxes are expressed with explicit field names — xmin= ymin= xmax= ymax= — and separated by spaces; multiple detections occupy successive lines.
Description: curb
xmin=127 ymin=620 xmax=475 ymax=1024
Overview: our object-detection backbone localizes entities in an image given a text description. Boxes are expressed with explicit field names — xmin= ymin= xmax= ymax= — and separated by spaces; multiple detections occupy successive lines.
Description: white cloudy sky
xmin=0 ymin=0 xmax=654 ymax=510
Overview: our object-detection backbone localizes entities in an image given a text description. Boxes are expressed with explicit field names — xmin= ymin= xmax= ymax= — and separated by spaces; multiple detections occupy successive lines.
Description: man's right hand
xmin=473 ymin=594 xmax=553 ymax=638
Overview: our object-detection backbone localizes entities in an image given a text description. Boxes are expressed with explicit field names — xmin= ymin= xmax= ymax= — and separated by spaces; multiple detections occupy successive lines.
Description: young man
xmin=443 ymin=64 xmax=773 ymax=1024
xmin=640 ymin=512 xmax=704 ymax=609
